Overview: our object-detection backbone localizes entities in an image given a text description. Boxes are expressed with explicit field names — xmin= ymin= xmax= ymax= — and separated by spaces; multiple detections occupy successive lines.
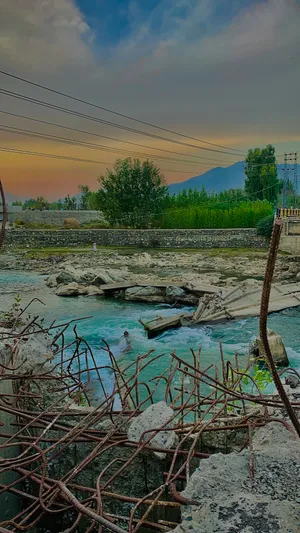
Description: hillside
xmin=169 ymin=161 xmax=245 ymax=194
xmin=169 ymin=162 xmax=300 ymax=194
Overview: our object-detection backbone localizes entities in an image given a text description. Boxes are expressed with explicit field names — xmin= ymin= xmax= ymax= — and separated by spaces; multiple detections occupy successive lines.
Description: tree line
xmin=13 ymin=145 xmax=297 ymax=229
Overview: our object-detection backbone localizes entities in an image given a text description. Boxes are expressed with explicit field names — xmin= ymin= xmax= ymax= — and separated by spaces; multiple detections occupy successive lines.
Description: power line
xmin=0 ymin=123 xmax=234 ymax=168
xmin=0 ymin=110 xmax=236 ymax=165
xmin=0 ymin=87 xmax=243 ymax=157
xmin=0 ymin=146 xmax=197 ymax=172
xmin=0 ymin=125 xmax=213 ymax=168
xmin=0 ymin=69 xmax=244 ymax=154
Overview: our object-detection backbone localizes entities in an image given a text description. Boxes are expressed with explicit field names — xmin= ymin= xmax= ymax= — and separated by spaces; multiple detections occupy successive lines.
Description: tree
xmin=244 ymin=145 xmax=280 ymax=204
xmin=22 ymin=197 xmax=49 ymax=210
xmin=78 ymin=184 xmax=91 ymax=210
xmin=97 ymin=158 xmax=169 ymax=228
xmin=12 ymin=201 xmax=22 ymax=206
xmin=63 ymin=195 xmax=77 ymax=210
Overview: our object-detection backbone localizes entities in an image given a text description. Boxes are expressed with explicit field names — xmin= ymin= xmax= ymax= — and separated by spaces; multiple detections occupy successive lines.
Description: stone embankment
xmin=4 ymin=227 xmax=268 ymax=249
xmin=7 ymin=209 xmax=104 ymax=227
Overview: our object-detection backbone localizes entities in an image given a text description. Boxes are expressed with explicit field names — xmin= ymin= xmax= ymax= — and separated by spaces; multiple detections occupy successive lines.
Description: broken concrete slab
xmin=127 ymin=401 xmax=177 ymax=459
xmin=171 ymin=423 xmax=300 ymax=533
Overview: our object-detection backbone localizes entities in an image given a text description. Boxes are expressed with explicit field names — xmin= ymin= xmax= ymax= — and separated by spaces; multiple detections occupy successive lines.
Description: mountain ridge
xmin=169 ymin=162 xmax=300 ymax=194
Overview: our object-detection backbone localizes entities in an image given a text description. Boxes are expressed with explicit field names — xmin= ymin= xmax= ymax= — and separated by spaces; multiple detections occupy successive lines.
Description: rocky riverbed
xmin=1 ymin=248 xmax=299 ymax=290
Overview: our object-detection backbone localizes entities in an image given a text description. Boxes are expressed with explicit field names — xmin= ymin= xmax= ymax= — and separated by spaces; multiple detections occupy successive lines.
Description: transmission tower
xmin=282 ymin=152 xmax=298 ymax=207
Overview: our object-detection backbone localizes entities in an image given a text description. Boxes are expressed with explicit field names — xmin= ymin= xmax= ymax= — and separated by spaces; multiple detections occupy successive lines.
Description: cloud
xmin=0 ymin=0 xmax=94 ymax=72
xmin=0 ymin=0 xmax=299 ymax=198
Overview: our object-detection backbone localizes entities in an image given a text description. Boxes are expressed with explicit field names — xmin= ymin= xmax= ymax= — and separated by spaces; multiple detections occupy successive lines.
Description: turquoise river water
xmin=1 ymin=270 xmax=300 ymax=403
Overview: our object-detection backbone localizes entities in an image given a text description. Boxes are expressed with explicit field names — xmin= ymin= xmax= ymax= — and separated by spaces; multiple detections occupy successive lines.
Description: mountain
xmin=169 ymin=162 xmax=300 ymax=194
xmin=2 ymin=192 xmax=28 ymax=205
xmin=169 ymin=161 xmax=246 ymax=194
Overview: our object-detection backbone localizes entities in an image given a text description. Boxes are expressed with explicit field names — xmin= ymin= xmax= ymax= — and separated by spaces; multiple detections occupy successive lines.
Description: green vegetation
xmin=244 ymin=144 xmax=280 ymax=203
xmin=159 ymin=200 xmax=272 ymax=229
xmin=97 ymin=158 xmax=168 ymax=228
xmin=256 ymin=214 xmax=275 ymax=238
xmin=14 ymin=220 xmax=60 ymax=229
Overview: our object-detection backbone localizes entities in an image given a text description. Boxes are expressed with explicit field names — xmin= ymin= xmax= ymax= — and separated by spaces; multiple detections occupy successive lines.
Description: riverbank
xmin=0 ymin=247 xmax=296 ymax=290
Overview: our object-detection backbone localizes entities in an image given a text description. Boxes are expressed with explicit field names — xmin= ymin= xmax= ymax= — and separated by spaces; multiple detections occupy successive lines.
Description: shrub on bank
xmin=63 ymin=218 xmax=80 ymax=229
xmin=256 ymin=214 xmax=274 ymax=238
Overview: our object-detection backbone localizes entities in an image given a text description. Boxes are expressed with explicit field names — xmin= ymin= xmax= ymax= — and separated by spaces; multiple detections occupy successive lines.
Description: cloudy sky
xmin=0 ymin=0 xmax=299 ymax=199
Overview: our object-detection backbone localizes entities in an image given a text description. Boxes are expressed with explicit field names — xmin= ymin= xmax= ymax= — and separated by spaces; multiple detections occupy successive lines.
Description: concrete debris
xmin=172 ymin=423 xmax=300 ymax=533
xmin=127 ymin=401 xmax=177 ymax=459
xmin=251 ymin=329 xmax=289 ymax=366
xmin=17 ymin=332 xmax=53 ymax=374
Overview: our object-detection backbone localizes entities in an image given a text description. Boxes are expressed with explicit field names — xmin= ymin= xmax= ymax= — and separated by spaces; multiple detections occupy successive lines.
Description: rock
xmin=55 ymin=282 xmax=81 ymax=296
xmin=125 ymin=286 xmax=165 ymax=303
xmin=165 ymin=286 xmax=186 ymax=300
xmin=251 ymin=329 xmax=289 ymax=366
xmin=127 ymin=401 xmax=177 ymax=459
xmin=86 ymin=286 xmax=105 ymax=296
xmin=285 ymin=375 xmax=300 ymax=389
xmin=90 ymin=268 xmax=127 ymax=286
xmin=56 ymin=266 xmax=79 ymax=285
xmin=242 ymin=278 xmax=262 ymax=287
xmin=296 ymin=272 xmax=300 ymax=280
xmin=45 ymin=274 xmax=58 ymax=288
xmin=17 ymin=332 xmax=53 ymax=374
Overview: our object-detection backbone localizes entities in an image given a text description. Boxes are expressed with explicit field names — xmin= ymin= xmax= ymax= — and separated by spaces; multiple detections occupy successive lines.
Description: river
xmin=1 ymin=270 xmax=300 ymax=402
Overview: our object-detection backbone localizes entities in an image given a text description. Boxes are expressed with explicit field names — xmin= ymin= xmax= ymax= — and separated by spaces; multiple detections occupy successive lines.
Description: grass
xmin=7 ymin=245 xmax=271 ymax=257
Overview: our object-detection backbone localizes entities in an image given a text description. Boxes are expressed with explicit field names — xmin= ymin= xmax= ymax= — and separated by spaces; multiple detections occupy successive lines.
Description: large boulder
xmin=45 ymin=274 xmax=58 ymax=288
xmin=165 ymin=286 xmax=186 ymax=300
xmin=127 ymin=401 xmax=177 ymax=459
xmin=50 ymin=266 xmax=127 ymax=288
xmin=251 ymin=328 xmax=289 ymax=366
xmin=55 ymin=282 xmax=82 ymax=296
xmin=166 ymin=285 xmax=198 ymax=305
xmin=86 ymin=286 xmax=105 ymax=296
xmin=125 ymin=286 xmax=164 ymax=303
xmin=56 ymin=266 xmax=79 ymax=285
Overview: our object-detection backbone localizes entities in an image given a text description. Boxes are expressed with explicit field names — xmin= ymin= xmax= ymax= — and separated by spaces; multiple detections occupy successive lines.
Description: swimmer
xmin=119 ymin=330 xmax=132 ymax=354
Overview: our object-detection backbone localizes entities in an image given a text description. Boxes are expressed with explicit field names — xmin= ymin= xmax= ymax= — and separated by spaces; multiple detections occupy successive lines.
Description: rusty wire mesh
xmin=0 ymin=218 xmax=300 ymax=533
xmin=0 ymin=300 xmax=299 ymax=533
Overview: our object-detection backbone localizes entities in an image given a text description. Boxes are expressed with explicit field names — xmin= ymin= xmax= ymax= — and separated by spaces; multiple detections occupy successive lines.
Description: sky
xmin=0 ymin=0 xmax=299 ymax=199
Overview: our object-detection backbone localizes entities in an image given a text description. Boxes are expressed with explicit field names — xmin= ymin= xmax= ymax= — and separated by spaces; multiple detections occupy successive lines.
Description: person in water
xmin=119 ymin=331 xmax=132 ymax=354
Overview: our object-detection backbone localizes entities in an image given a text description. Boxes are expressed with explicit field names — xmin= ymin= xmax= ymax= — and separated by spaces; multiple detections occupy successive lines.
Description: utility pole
xmin=282 ymin=152 xmax=298 ymax=207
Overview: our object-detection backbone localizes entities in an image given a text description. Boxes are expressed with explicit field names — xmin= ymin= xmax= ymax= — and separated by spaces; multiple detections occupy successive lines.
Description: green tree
xmin=97 ymin=158 xmax=169 ymax=228
xmin=63 ymin=195 xmax=77 ymax=210
xmin=78 ymin=184 xmax=92 ymax=210
xmin=12 ymin=200 xmax=22 ymax=206
xmin=244 ymin=145 xmax=280 ymax=204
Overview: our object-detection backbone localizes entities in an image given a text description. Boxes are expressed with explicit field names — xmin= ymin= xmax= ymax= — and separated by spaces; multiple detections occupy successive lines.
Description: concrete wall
xmin=4 ymin=228 xmax=268 ymax=249
xmin=279 ymin=219 xmax=300 ymax=253
xmin=6 ymin=210 xmax=104 ymax=226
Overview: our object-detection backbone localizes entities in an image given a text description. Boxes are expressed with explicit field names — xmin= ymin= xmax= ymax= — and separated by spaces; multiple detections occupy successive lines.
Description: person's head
xmin=123 ymin=331 xmax=129 ymax=337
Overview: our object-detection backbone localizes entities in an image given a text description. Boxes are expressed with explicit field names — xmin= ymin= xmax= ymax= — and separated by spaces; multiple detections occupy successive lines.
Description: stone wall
xmin=4 ymin=228 xmax=268 ymax=249
xmin=7 ymin=210 xmax=103 ymax=226
xmin=279 ymin=218 xmax=300 ymax=253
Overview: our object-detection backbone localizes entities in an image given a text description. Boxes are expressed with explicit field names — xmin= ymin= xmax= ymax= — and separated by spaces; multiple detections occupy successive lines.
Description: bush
xmin=63 ymin=218 xmax=80 ymax=229
xmin=256 ymin=214 xmax=274 ymax=238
